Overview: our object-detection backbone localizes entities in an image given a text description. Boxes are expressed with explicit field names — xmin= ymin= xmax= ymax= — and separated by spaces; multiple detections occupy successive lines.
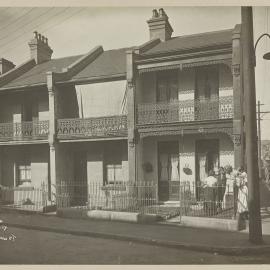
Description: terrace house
xmin=0 ymin=9 xmax=243 ymax=211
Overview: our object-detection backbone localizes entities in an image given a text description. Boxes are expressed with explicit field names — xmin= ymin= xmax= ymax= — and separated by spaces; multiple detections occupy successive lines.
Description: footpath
xmin=1 ymin=209 xmax=270 ymax=256
xmin=1 ymin=181 xmax=270 ymax=256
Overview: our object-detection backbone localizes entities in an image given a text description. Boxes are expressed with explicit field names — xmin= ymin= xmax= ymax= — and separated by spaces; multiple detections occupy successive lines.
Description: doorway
xmin=195 ymin=139 xmax=219 ymax=198
xmin=73 ymin=151 xmax=88 ymax=206
xmin=158 ymin=141 xmax=179 ymax=201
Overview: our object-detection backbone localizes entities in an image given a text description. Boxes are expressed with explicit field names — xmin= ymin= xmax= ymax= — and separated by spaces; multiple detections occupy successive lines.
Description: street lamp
xmin=263 ymin=52 xmax=270 ymax=60
xmin=254 ymin=33 xmax=270 ymax=53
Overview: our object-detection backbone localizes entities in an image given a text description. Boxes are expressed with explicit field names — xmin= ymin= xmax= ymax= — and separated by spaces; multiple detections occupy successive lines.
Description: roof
xmin=143 ymin=29 xmax=233 ymax=56
xmin=72 ymin=47 xmax=131 ymax=81
xmin=0 ymin=29 xmax=233 ymax=89
xmin=2 ymin=54 xmax=83 ymax=89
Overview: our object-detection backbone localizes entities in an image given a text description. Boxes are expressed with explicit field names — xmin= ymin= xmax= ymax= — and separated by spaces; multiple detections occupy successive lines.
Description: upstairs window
xmin=156 ymin=70 xmax=178 ymax=102
xmin=195 ymin=66 xmax=219 ymax=100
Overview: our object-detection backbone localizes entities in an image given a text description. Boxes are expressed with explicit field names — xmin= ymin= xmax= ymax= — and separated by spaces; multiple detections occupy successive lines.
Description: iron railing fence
xmin=137 ymin=96 xmax=233 ymax=125
xmin=56 ymin=180 xmax=159 ymax=214
xmin=179 ymin=182 xmax=237 ymax=219
xmin=57 ymin=115 xmax=128 ymax=139
xmin=0 ymin=121 xmax=49 ymax=141
xmin=0 ymin=183 xmax=51 ymax=211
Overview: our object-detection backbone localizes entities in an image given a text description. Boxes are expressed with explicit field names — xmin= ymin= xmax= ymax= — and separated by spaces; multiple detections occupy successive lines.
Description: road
xmin=0 ymin=227 xmax=270 ymax=264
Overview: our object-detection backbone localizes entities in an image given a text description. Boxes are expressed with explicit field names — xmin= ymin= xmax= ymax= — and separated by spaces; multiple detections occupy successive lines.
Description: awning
xmin=138 ymin=58 xmax=231 ymax=75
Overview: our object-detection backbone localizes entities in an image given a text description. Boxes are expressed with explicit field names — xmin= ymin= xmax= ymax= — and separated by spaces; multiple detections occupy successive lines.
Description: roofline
xmin=0 ymin=59 xmax=36 ymax=88
xmin=138 ymin=44 xmax=232 ymax=64
xmin=141 ymin=42 xmax=232 ymax=58
xmin=60 ymin=45 xmax=104 ymax=79
xmin=134 ymin=38 xmax=161 ymax=54
xmin=57 ymin=73 xmax=126 ymax=85
xmin=0 ymin=82 xmax=46 ymax=92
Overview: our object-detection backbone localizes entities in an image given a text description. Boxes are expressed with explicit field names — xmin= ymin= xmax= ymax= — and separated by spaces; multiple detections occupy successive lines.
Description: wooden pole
xmin=241 ymin=6 xmax=263 ymax=244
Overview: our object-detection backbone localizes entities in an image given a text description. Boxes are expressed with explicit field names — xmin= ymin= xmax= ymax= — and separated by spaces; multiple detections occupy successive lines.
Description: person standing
xmin=203 ymin=170 xmax=218 ymax=216
xmin=236 ymin=171 xmax=249 ymax=220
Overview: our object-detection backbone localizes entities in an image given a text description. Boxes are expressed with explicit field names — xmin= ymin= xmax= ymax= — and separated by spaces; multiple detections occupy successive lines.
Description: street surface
xmin=0 ymin=227 xmax=270 ymax=264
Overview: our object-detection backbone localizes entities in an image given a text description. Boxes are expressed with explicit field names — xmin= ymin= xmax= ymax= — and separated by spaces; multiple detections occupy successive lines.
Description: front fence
xmin=0 ymin=181 xmax=237 ymax=218
xmin=0 ymin=183 xmax=50 ymax=211
xmin=55 ymin=181 xmax=237 ymax=220
xmin=179 ymin=182 xmax=237 ymax=219
xmin=56 ymin=181 xmax=158 ymax=214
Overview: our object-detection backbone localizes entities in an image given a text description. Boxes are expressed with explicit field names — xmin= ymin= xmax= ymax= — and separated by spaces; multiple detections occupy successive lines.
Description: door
xmin=156 ymin=71 xmax=179 ymax=123
xmin=158 ymin=141 xmax=179 ymax=201
xmin=195 ymin=66 xmax=219 ymax=121
xmin=74 ymin=151 xmax=88 ymax=206
xmin=12 ymin=103 xmax=22 ymax=138
xmin=195 ymin=139 xmax=219 ymax=199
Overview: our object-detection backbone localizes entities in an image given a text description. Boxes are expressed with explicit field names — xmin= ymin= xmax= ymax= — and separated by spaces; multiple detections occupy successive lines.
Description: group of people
xmin=202 ymin=165 xmax=249 ymax=219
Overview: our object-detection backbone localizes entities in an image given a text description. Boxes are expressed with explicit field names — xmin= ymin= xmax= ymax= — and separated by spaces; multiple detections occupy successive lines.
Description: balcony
xmin=57 ymin=115 xmax=128 ymax=140
xmin=137 ymin=96 xmax=233 ymax=126
xmin=0 ymin=121 xmax=49 ymax=141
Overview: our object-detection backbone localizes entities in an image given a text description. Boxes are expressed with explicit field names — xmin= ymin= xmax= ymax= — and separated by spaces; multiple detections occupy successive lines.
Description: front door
xmin=195 ymin=139 xmax=219 ymax=199
xmin=158 ymin=141 xmax=179 ymax=201
xmin=74 ymin=151 xmax=88 ymax=206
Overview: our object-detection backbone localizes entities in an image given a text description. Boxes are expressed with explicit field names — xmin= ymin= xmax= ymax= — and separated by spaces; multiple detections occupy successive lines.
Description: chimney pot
xmin=152 ymin=9 xmax=158 ymax=18
xmin=28 ymin=32 xmax=53 ymax=64
xmin=159 ymin=8 xmax=166 ymax=17
xmin=34 ymin=31 xmax=38 ymax=39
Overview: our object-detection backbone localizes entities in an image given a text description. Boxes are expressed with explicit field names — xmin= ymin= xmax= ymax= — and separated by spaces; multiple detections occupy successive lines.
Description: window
xmin=195 ymin=66 xmax=219 ymax=100
xmin=106 ymin=164 xmax=122 ymax=184
xmin=156 ymin=70 xmax=178 ymax=102
xmin=104 ymin=143 xmax=123 ymax=185
xmin=16 ymin=162 xmax=31 ymax=186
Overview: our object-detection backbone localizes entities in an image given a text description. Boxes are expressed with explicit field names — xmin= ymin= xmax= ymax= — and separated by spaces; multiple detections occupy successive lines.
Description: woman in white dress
xmin=236 ymin=172 xmax=248 ymax=219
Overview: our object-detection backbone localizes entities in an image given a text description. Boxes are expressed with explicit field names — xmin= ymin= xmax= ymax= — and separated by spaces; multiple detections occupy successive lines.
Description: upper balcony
xmin=136 ymin=96 xmax=233 ymax=126
xmin=57 ymin=115 xmax=128 ymax=140
xmin=0 ymin=121 xmax=49 ymax=143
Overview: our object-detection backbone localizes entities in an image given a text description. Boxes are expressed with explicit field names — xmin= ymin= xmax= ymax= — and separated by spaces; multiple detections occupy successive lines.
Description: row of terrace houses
xmin=0 ymin=8 xmax=244 ymax=212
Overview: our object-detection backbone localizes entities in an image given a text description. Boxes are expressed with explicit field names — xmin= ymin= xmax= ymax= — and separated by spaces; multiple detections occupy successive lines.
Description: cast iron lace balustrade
xmin=57 ymin=115 xmax=128 ymax=139
xmin=137 ymin=96 xmax=233 ymax=125
xmin=0 ymin=121 xmax=49 ymax=141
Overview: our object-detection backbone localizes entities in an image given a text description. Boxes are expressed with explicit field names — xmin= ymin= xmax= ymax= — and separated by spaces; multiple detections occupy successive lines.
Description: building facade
xmin=0 ymin=9 xmax=243 ymax=211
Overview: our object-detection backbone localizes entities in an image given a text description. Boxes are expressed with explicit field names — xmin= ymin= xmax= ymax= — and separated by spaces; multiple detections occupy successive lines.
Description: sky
xmin=0 ymin=6 xmax=269 ymax=139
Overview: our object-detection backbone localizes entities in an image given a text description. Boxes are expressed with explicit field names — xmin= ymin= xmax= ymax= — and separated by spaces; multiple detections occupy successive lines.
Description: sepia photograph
xmin=0 ymin=1 xmax=269 ymax=266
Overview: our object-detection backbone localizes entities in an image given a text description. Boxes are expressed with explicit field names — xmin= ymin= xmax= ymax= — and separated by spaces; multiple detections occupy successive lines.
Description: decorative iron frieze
xmin=137 ymin=96 xmax=233 ymax=126
xmin=57 ymin=115 xmax=128 ymax=139
xmin=231 ymin=64 xmax=240 ymax=77
xmin=0 ymin=121 xmax=49 ymax=141
xmin=233 ymin=134 xmax=241 ymax=146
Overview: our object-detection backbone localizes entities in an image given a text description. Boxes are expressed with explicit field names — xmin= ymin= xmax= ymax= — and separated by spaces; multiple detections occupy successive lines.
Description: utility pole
xmin=241 ymin=7 xmax=263 ymax=244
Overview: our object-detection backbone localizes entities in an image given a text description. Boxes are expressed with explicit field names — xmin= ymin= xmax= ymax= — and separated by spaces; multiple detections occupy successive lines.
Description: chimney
xmin=0 ymin=58 xmax=15 ymax=75
xmin=147 ymin=8 xmax=173 ymax=42
xmin=28 ymin=31 xmax=53 ymax=64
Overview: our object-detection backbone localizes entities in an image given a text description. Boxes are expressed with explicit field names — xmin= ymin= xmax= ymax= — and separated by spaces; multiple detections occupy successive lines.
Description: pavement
xmin=1 ymin=181 xmax=269 ymax=256
xmin=1 ymin=210 xmax=270 ymax=256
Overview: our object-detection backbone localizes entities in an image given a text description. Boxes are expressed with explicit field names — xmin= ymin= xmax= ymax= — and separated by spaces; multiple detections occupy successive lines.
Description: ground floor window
xmin=16 ymin=162 xmax=31 ymax=186
xmin=104 ymin=143 xmax=124 ymax=185
xmin=105 ymin=164 xmax=122 ymax=184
